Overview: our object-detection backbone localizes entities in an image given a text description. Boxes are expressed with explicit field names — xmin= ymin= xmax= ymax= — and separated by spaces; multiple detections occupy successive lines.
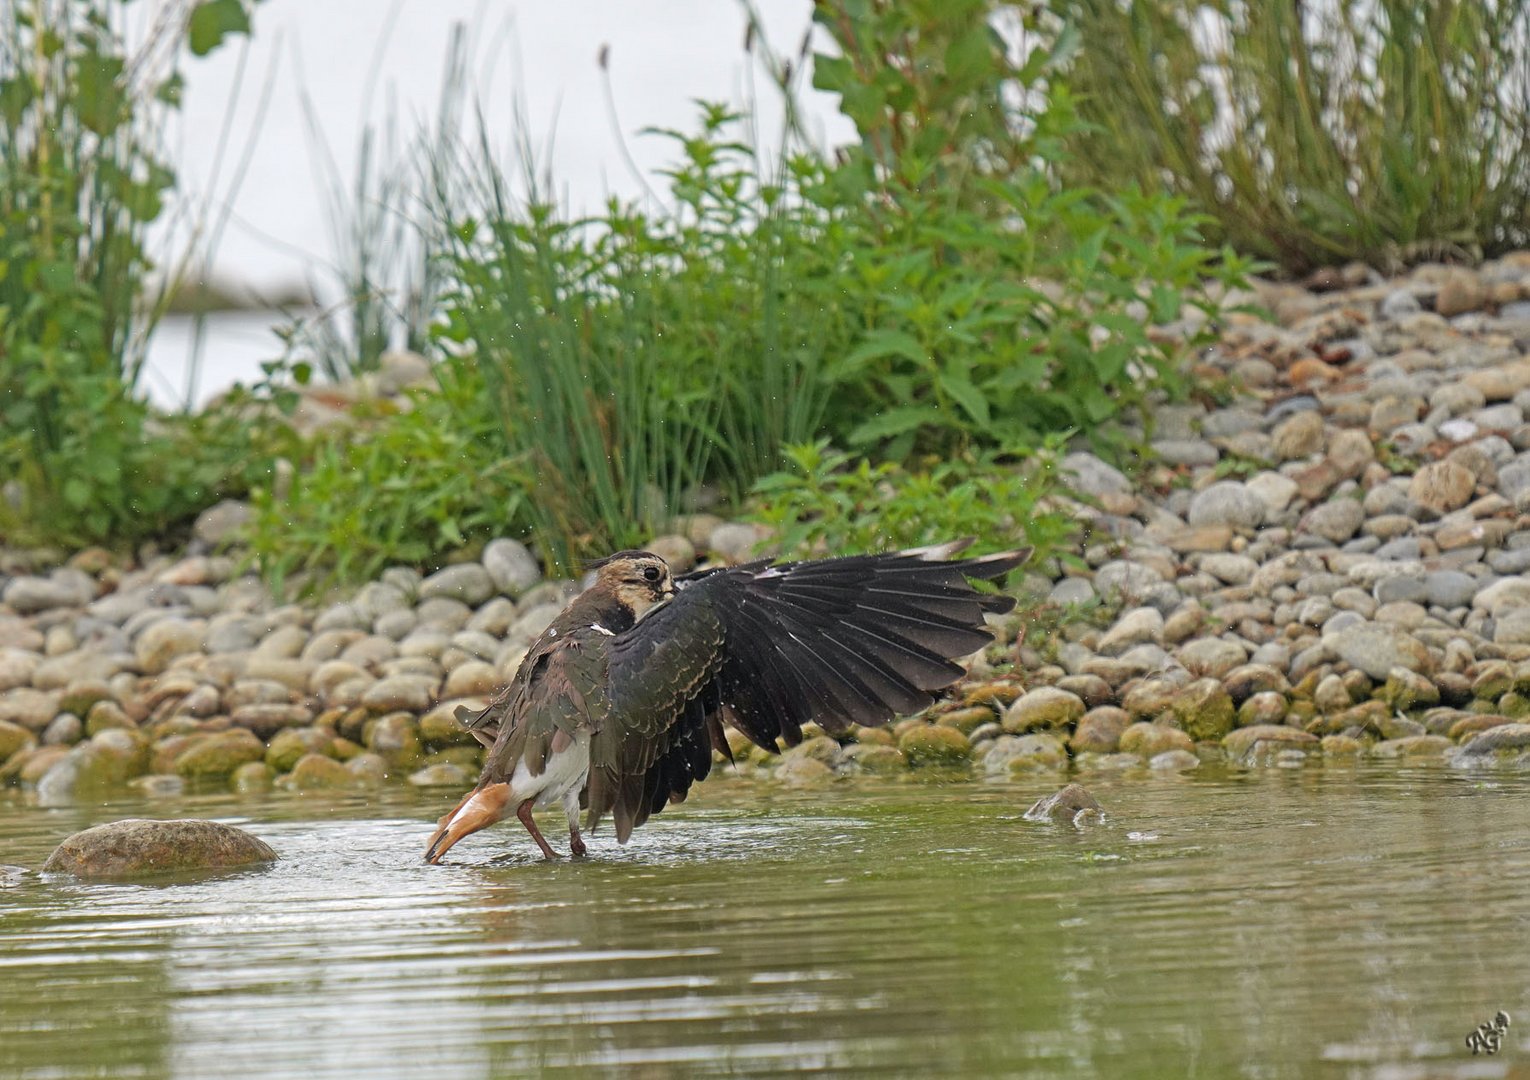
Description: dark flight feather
xmin=585 ymin=542 xmax=1029 ymax=836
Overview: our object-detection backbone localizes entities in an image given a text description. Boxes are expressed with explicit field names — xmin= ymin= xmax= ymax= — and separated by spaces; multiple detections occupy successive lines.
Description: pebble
xmin=482 ymin=539 xmax=541 ymax=596
xmin=1188 ymin=482 xmax=1265 ymax=529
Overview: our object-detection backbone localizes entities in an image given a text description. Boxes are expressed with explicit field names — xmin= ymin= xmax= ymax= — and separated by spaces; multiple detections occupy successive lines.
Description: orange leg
xmin=516 ymin=798 xmax=561 ymax=860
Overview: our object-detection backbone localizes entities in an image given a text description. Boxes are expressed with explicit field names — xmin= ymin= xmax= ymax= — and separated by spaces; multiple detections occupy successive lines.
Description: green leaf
xmin=936 ymin=371 xmax=990 ymax=425
xmin=188 ymin=0 xmax=252 ymax=57
xmin=847 ymin=405 xmax=942 ymax=446
xmin=155 ymin=72 xmax=185 ymax=107
xmin=825 ymin=330 xmax=927 ymax=381
xmin=74 ymin=53 xmax=126 ymax=135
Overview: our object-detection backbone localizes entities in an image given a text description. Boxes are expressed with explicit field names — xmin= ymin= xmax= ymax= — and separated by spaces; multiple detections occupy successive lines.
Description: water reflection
xmin=1 ymin=768 xmax=1528 ymax=1078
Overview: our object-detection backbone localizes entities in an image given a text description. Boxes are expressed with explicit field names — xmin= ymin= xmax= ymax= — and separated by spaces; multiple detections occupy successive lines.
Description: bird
xmin=423 ymin=539 xmax=1030 ymax=864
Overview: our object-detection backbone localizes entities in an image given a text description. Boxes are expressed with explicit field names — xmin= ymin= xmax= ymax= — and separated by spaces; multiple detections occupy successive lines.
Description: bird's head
xmin=588 ymin=550 xmax=675 ymax=620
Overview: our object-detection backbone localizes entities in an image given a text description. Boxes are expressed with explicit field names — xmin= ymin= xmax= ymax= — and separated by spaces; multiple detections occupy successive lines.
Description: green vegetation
xmin=435 ymin=107 xmax=842 ymax=572
xmin=246 ymin=371 xmax=521 ymax=594
xmin=24 ymin=0 xmax=1500 ymax=584
xmin=304 ymin=0 xmax=1246 ymax=578
xmin=751 ymin=440 xmax=1076 ymax=563
xmin=0 ymin=0 xmax=258 ymax=545
xmin=1057 ymin=0 xmax=1530 ymax=273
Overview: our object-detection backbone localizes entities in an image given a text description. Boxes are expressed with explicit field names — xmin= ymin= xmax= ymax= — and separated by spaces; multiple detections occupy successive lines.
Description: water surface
xmin=2 ymin=765 xmax=1528 ymax=1078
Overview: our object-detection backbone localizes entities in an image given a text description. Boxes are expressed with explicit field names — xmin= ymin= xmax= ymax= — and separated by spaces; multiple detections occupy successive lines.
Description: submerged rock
xmin=1023 ymin=783 xmax=1103 ymax=826
xmin=41 ymin=818 xmax=276 ymax=879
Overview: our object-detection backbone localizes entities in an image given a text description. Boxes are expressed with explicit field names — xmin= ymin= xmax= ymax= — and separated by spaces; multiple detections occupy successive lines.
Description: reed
xmin=1055 ymin=0 xmax=1530 ymax=272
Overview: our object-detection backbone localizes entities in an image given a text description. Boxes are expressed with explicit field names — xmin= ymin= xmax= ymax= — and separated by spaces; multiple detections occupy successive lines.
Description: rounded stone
xmin=840 ymin=744 xmax=906 ymax=775
xmin=1188 ymin=482 xmax=1265 ymax=529
xmin=1222 ymin=725 xmax=1319 ymax=758
xmin=345 ymin=752 xmax=392 ymax=786
xmin=1222 ymin=664 xmax=1290 ymax=702
xmin=409 ymin=762 xmax=474 ymax=787
xmin=1371 ymin=734 xmax=1453 ymax=759
xmin=230 ymin=761 xmax=275 ymax=794
xmin=134 ymin=619 xmax=205 ymax=675
xmin=1171 ymin=679 xmax=1236 ymax=741
xmin=361 ymin=675 xmax=437 ymax=714
xmin=265 ymin=727 xmax=336 ymax=773
xmin=365 ymin=713 xmax=425 ymax=767
xmin=1098 ymin=608 xmax=1164 ymax=655
xmin=1023 ymin=782 xmax=1103 ymax=824
xmin=482 ymin=539 xmax=542 ymax=597
xmin=1068 ymin=707 xmax=1131 ymax=753
xmin=1302 ymin=499 xmax=1365 ymax=543
xmin=1272 ymin=410 xmax=1325 ymax=460
xmin=417 ymin=564 xmax=496 ymax=606
xmin=1119 ymin=722 xmax=1193 ymax=758
xmin=42 ymin=819 xmax=275 ymax=879
xmin=230 ymin=703 xmax=315 ymax=740
xmin=897 ymin=724 xmax=971 ymax=766
xmin=1380 ymin=667 xmax=1440 ymax=711
xmin=173 ymin=729 xmax=265 ymax=780
xmin=1408 ymin=460 xmax=1475 ymax=513
xmin=708 ymin=522 xmax=772 ymax=564
xmin=0 ymin=718 xmax=36 ymax=761
xmin=1003 ymin=687 xmax=1086 ymax=733
xmin=444 ymin=660 xmax=499 ymax=699
xmin=1237 ymin=688 xmax=1288 ymax=726
xmin=40 ymin=713 xmax=83 ymax=747
xmin=1176 ymin=638 xmax=1248 ymax=679
xmin=1322 ymin=623 xmax=1433 ymax=679
xmin=646 ymin=535 xmax=697 ymax=574
xmin=193 ymin=500 xmax=254 ymax=546
xmin=284 ymin=753 xmax=362 ymax=790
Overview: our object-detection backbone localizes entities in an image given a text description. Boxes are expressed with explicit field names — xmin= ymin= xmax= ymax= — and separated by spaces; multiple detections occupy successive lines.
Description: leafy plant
xmin=246 ymin=361 xmax=525 ymax=594
xmin=0 ymin=0 xmax=258 ymax=545
xmin=807 ymin=0 xmax=1254 ymax=459
xmin=1054 ymin=0 xmax=1530 ymax=272
xmin=750 ymin=438 xmax=1077 ymax=565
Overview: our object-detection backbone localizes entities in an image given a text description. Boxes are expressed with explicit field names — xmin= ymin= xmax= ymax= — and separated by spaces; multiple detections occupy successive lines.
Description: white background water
xmin=141 ymin=0 xmax=852 ymax=409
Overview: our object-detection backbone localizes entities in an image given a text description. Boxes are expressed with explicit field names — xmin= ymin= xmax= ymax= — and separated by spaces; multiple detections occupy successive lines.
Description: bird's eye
xmin=642 ymin=566 xmax=661 ymax=582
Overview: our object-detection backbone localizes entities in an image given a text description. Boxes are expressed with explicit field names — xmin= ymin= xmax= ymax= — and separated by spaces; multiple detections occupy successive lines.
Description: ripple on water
xmin=2 ymin=768 xmax=1530 ymax=1078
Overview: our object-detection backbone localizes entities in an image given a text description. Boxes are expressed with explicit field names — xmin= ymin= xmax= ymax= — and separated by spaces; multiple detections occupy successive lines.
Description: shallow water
xmin=3 ymin=765 xmax=1529 ymax=1078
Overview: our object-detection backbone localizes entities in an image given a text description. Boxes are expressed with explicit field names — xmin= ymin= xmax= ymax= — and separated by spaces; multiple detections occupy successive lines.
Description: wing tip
xmin=900 ymin=539 xmax=1032 ymax=575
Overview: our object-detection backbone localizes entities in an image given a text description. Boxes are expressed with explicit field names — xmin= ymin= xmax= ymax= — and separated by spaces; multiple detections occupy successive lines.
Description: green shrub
xmin=0 ymin=0 xmax=257 ymax=545
xmin=750 ymin=439 xmax=1076 ymax=565
xmin=808 ymin=0 xmax=1252 ymax=458
xmin=246 ymin=362 xmax=526 ymax=594
xmin=1054 ymin=0 xmax=1530 ymax=272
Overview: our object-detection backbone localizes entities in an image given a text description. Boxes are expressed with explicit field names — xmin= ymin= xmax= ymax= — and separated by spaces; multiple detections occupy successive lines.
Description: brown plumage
xmin=424 ymin=541 xmax=1029 ymax=863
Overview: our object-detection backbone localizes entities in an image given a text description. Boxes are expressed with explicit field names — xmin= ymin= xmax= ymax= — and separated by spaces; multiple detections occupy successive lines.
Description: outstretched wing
xmin=587 ymin=541 xmax=1029 ymax=840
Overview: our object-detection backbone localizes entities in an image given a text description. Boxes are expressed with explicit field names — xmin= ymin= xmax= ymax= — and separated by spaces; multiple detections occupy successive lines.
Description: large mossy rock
xmin=42 ymin=819 xmax=277 ymax=879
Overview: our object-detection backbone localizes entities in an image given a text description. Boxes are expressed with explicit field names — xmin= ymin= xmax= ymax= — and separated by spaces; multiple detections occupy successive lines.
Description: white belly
xmin=509 ymin=731 xmax=591 ymax=810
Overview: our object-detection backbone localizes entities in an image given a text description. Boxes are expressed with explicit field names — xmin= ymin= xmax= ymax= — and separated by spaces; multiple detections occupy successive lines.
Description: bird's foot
xmin=569 ymin=831 xmax=587 ymax=858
